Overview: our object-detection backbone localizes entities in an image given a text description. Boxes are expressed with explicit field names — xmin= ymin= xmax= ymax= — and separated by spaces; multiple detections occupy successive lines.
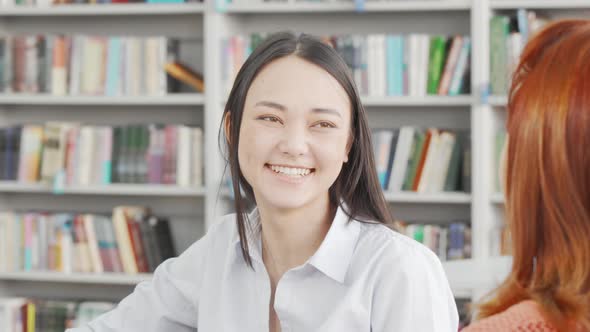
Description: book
xmin=165 ymin=61 xmax=204 ymax=92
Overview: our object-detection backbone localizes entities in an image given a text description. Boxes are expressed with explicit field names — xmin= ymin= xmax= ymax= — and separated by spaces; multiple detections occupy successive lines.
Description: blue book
xmin=448 ymin=37 xmax=471 ymax=96
xmin=386 ymin=36 xmax=404 ymax=96
xmin=105 ymin=38 xmax=121 ymax=97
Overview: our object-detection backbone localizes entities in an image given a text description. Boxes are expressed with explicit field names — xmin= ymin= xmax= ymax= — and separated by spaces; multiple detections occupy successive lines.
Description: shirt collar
xmin=308 ymin=204 xmax=361 ymax=283
xmin=232 ymin=204 xmax=361 ymax=283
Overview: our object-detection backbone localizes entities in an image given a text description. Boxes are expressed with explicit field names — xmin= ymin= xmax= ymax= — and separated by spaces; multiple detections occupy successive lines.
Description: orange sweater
xmin=463 ymin=300 xmax=558 ymax=332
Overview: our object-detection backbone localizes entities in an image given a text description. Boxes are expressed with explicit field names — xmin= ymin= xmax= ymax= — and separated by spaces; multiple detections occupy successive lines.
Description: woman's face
xmin=237 ymin=55 xmax=352 ymax=211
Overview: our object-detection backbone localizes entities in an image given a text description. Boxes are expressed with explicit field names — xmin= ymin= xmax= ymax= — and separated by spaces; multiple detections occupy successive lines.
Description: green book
xmin=111 ymin=127 xmax=121 ymax=183
xmin=444 ymin=131 xmax=464 ymax=191
xmin=414 ymin=225 xmax=425 ymax=243
xmin=427 ymin=36 xmax=448 ymax=95
xmin=490 ymin=15 xmax=510 ymax=95
xmin=402 ymin=130 xmax=426 ymax=191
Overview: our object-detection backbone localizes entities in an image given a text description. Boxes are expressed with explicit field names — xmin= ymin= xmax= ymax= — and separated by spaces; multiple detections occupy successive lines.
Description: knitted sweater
xmin=463 ymin=300 xmax=558 ymax=332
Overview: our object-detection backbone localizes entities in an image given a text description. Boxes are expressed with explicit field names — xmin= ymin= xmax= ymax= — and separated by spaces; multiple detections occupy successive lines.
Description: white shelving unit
xmin=221 ymin=0 xmax=471 ymax=13
xmin=0 ymin=3 xmax=206 ymax=16
xmin=0 ymin=93 xmax=205 ymax=106
xmin=1 ymin=0 xmax=580 ymax=305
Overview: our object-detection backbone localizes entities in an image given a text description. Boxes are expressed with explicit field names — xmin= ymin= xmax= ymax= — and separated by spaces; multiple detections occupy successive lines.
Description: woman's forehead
xmin=245 ymin=56 xmax=351 ymax=114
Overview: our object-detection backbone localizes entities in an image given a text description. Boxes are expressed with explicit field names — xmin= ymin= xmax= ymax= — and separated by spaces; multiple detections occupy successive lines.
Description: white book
xmin=424 ymin=130 xmax=451 ymax=193
xmin=78 ymin=126 xmax=95 ymax=186
xmin=191 ymin=127 xmax=203 ymax=187
xmin=38 ymin=214 xmax=48 ymax=270
xmin=387 ymin=126 xmax=415 ymax=192
xmin=0 ymin=216 xmax=5 ymax=272
xmin=417 ymin=129 xmax=440 ymax=193
xmin=69 ymin=35 xmax=83 ymax=95
xmin=84 ymin=215 xmax=104 ymax=274
xmin=418 ymin=34 xmax=430 ymax=97
xmin=376 ymin=34 xmax=387 ymax=97
xmin=431 ymin=131 xmax=456 ymax=192
xmin=144 ymin=37 xmax=159 ymax=95
xmin=0 ymin=298 xmax=27 ymax=332
xmin=125 ymin=38 xmax=142 ymax=96
xmin=367 ymin=35 xmax=377 ymax=97
xmin=352 ymin=35 xmax=363 ymax=94
xmin=158 ymin=37 xmax=168 ymax=95
xmin=61 ymin=218 xmax=73 ymax=274
xmin=408 ymin=35 xmax=420 ymax=97
xmin=176 ymin=126 xmax=192 ymax=187
xmin=24 ymin=36 xmax=38 ymax=93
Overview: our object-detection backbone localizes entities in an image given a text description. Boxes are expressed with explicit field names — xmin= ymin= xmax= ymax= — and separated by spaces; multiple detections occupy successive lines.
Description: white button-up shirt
xmin=68 ymin=205 xmax=458 ymax=331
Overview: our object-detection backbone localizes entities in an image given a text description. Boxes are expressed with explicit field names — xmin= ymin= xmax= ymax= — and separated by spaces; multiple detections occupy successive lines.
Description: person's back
xmin=463 ymin=19 xmax=590 ymax=332
xmin=465 ymin=301 xmax=557 ymax=332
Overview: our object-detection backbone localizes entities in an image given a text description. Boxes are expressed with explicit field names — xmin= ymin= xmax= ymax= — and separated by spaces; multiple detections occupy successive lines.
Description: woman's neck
xmin=258 ymin=195 xmax=335 ymax=277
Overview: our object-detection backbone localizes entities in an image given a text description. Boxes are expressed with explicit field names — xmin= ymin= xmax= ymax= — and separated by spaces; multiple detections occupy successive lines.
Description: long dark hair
xmin=219 ymin=31 xmax=393 ymax=267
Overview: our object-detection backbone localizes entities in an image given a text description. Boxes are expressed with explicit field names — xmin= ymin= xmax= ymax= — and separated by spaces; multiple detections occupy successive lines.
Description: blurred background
xmin=0 ymin=0 xmax=587 ymax=330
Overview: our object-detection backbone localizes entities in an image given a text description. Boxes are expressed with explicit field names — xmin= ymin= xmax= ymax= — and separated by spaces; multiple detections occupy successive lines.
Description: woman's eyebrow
xmin=255 ymin=100 xmax=342 ymax=118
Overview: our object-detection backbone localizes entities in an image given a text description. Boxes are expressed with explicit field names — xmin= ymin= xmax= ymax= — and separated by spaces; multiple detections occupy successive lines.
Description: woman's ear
xmin=224 ymin=112 xmax=231 ymax=144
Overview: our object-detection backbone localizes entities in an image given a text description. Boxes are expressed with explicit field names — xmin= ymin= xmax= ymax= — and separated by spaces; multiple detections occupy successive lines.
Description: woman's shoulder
xmin=463 ymin=301 xmax=558 ymax=332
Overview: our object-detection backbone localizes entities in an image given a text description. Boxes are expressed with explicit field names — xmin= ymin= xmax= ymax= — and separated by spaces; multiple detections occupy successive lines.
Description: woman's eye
xmin=258 ymin=116 xmax=281 ymax=123
xmin=313 ymin=121 xmax=336 ymax=129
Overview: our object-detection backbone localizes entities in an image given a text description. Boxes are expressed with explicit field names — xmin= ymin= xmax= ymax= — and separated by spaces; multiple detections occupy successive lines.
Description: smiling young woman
xmin=67 ymin=32 xmax=458 ymax=332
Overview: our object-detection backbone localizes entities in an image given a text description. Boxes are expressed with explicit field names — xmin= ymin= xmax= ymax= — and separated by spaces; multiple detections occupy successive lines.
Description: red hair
xmin=476 ymin=20 xmax=590 ymax=331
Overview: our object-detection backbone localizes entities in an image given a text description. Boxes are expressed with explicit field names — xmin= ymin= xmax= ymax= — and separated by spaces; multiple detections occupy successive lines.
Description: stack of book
xmin=394 ymin=220 xmax=472 ymax=261
xmin=372 ymin=127 xmax=470 ymax=193
xmin=0 ymin=35 xmax=204 ymax=96
xmin=490 ymin=9 xmax=548 ymax=95
xmin=223 ymin=33 xmax=471 ymax=98
xmin=0 ymin=123 xmax=203 ymax=187
xmin=0 ymin=206 xmax=176 ymax=275
xmin=0 ymin=299 xmax=115 ymax=332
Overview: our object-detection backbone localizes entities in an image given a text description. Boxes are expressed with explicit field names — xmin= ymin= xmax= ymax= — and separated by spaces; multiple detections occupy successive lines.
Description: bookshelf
xmin=0 ymin=93 xmax=205 ymax=106
xmin=220 ymin=0 xmax=472 ymax=13
xmin=0 ymin=0 xmax=580 ymax=312
xmin=0 ymin=3 xmax=206 ymax=16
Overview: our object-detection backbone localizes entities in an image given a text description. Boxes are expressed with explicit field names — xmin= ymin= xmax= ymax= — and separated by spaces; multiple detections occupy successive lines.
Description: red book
xmin=124 ymin=209 xmax=149 ymax=273
xmin=412 ymin=130 xmax=433 ymax=191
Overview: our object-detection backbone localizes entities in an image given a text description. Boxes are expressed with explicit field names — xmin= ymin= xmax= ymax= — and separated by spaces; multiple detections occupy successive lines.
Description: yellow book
xmin=165 ymin=62 xmax=204 ymax=92
xmin=27 ymin=302 xmax=35 ymax=332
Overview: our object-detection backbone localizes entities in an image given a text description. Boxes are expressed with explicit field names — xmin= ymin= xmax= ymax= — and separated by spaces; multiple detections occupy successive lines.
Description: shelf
xmin=0 ymin=3 xmax=205 ymax=16
xmin=0 ymin=182 xmax=206 ymax=197
xmin=0 ymin=271 xmax=152 ymax=285
xmin=488 ymin=95 xmax=508 ymax=107
xmin=491 ymin=192 xmax=505 ymax=204
xmin=491 ymin=0 xmax=590 ymax=9
xmin=220 ymin=189 xmax=471 ymax=204
xmin=223 ymin=0 xmax=471 ymax=13
xmin=383 ymin=191 xmax=471 ymax=204
xmin=0 ymin=93 xmax=205 ymax=106
xmin=362 ymin=95 xmax=473 ymax=107
xmin=0 ymin=259 xmax=511 ymax=294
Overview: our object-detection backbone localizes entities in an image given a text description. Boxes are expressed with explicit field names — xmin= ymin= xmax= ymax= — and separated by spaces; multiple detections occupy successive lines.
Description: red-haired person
xmin=464 ymin=19 xmax=590 ymax=332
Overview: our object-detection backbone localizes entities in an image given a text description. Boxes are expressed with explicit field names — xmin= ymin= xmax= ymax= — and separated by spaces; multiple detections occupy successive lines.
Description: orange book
xmin=125 ymin=210 xmax=149 ymax=273
xmin=412 ymin=130 xmax=433 ymax=191
xmin=165 ymin=62 xmax=204 ymax=92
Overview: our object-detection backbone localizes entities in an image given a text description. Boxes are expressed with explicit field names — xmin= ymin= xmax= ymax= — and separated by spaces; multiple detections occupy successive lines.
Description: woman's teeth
xmin=269 ymin=165 xmax=312 ymax=177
